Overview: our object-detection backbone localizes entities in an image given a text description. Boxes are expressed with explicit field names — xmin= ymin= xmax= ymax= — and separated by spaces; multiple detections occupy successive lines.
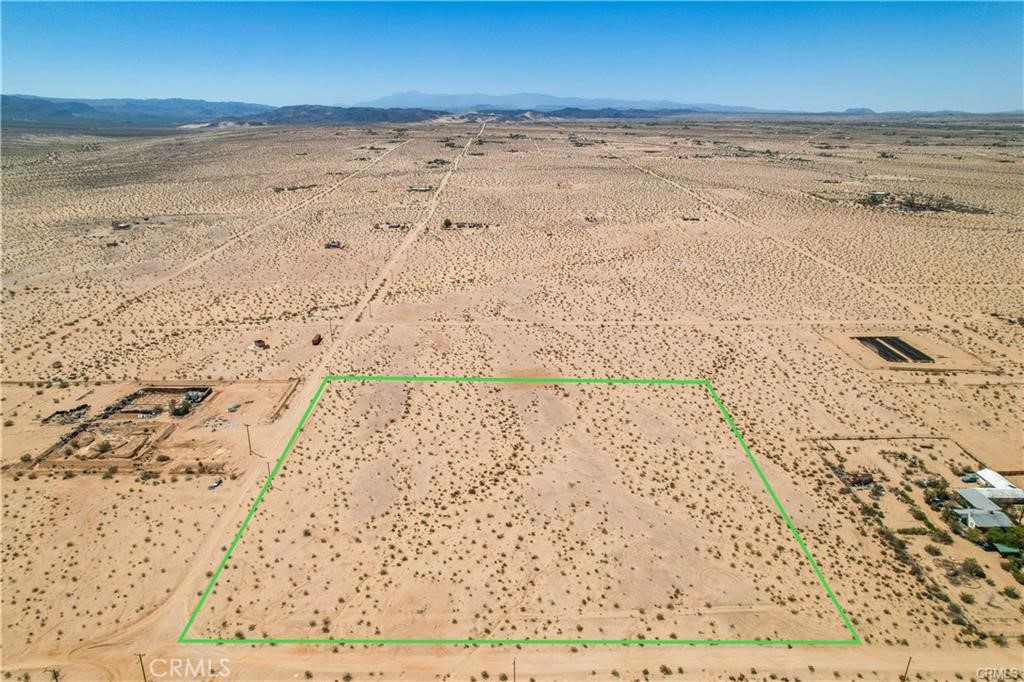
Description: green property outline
xmin=179 ymin=375 xmax=861 ymax=646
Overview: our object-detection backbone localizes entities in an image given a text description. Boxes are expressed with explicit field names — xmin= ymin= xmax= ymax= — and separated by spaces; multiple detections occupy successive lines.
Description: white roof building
xmin=977 ymin=468 xmax=1019 ymax=491
xmin=953 ymin=508 xmax=1014 ymax=529
xmin=963 ymin=468 xmax=1024 ymax=503
xmin=977 ymin=487 xmax=1024 ymax=503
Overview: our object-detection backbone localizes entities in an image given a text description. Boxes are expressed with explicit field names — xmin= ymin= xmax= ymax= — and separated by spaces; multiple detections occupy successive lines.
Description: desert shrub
xmin=962 ymin=558 xmax=986 ymax=579
xmin=986 ymin=527 xmax=1024 ymax=548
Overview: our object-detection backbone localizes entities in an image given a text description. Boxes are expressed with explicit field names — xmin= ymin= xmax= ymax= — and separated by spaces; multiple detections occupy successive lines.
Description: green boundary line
xmin=179 ymin=375 xmax=860 ymax=646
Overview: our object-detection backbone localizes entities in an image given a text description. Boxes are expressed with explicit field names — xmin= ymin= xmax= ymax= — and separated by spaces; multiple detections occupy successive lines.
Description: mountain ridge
xmin=218 ymin=104 xmax=449 ymax=125
xmin=4 ymin=93 xmax=1019 ymax=128
xmin=2 ymin=94 xmax=274 ymax=123
xmin=352 ymin=90 xmax=774 ymax=113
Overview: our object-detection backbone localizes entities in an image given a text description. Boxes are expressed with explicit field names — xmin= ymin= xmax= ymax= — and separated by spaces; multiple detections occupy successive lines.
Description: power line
xmin=136 ymin=653 xmax=149 ymax=682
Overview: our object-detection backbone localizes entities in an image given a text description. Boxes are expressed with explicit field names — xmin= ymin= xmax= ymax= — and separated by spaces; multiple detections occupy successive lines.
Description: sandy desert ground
xmin=2 ymin=115 xmax=1022 ymax=681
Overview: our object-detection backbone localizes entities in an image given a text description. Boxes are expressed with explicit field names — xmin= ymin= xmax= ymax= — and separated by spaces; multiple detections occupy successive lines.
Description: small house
xmin=953 ymin=488 xmax=1016 ymax=529
xmin=953 ymin=508 xmax=1014 ymax=529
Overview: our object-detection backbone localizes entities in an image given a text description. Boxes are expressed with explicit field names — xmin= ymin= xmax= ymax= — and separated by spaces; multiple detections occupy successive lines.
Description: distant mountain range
xmin=216 ymin=104 xmax=448 ymax=125
xmin=4 ymin=93 xmax=1017 ymax=128
xmin=353 ymin=91 xmax=774 ymax=113
xmin=2 ymin=94 xmax=274 ymax=123
xmin=475 ymin=107 xmax=702 ymax=119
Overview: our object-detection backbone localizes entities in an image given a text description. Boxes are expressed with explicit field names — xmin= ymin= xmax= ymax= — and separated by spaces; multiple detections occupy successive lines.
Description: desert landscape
xmin=2 ymin=114 xmax=1022 ymax=681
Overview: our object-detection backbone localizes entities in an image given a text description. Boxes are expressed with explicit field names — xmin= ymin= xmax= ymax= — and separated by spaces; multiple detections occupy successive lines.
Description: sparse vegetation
xmin=1 ymin=116 xmax=1020 ymax=679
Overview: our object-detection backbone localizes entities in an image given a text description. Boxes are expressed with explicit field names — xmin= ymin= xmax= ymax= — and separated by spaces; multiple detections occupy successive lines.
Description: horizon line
xmin=5 ymin=92 xmax=1022 ymax=116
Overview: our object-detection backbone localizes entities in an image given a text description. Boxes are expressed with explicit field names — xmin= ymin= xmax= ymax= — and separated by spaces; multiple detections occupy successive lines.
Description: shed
xmin=184 ymin=388 xmax=211 ymax=404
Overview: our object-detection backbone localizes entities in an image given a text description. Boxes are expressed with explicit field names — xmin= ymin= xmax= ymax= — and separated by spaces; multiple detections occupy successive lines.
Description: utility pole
xmin=243 ymin=423 xmax=270 ymax=487
xmin=136 ymin=653 xmax=148 ymax=682
xmin=513 ymin=659 xmax=516 ymax=682
xmin=900 ymin=656 xmax=912 ymax=682
xmin=45 ymin=669 xmax=61 ymax=682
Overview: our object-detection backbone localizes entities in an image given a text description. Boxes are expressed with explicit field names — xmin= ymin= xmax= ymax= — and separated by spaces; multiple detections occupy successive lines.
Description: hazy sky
xmin=2 ymin=2 xmax=1022 ymax=112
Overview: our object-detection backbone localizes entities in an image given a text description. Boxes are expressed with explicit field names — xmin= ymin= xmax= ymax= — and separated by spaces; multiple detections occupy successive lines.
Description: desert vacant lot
xmin=186 ymin=378 xmax=850 ymax=645
xmin=2 ymin=116 xmax=1022 ymax=680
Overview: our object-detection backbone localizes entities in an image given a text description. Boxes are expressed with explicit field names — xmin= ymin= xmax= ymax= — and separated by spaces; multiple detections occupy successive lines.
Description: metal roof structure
xmin=977 ymin=487 xmax=1024 ymax=503
xmin=977 ymin=468 xmax=1019 ymax=491
xmin=953 ymin=508 xmax=1014 ymax=529
xmin=956 ymin=488 xmax=1003 ymax=513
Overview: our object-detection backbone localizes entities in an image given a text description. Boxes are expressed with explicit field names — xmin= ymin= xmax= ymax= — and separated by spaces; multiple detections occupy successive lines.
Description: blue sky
xmin=2 ymin=2 xmax=1021 ymax=112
